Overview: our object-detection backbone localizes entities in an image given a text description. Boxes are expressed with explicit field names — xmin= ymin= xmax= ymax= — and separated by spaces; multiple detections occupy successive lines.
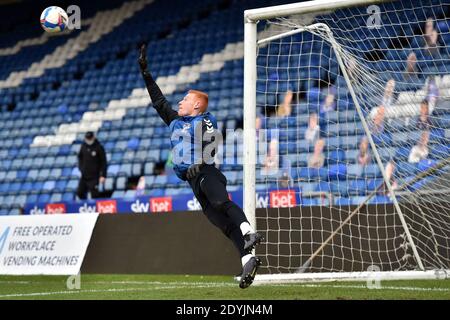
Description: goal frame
xmin=243 ymin=0 xmax=450 ymax=282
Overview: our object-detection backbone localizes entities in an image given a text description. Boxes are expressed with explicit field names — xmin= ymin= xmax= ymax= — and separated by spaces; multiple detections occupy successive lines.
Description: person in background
xmin=424 ymin=29 xmax=440 ymax=58
xmin=346 ymin=56 xmax=358 ymax=79
xmin=320 ymin=89 xmax=336 ymax=114
xmin=371 ymin=105 xmax=386 ymax=135
xmin=384 ymin=160 xmax=399 ymax=194
xmin=357 ymin=136 xmax=371 ymax=166
xmin=426 ymin=76 xmax=439 ymax=109
xmin=423 ymin=18 xmax=436 ymax=46
xmin=416 ymin=99 xmax=432 ymax=130
xmin=276 ymin=90 xmax=293 ymax=117
xmin=77 ymin=131 xmax=107 ymax=200
xmin=381 ymin=79 xmax=396 ymax=108
xmin=263 ymin=138 xmax=279 ymax=176
xmin=279 ymin=170 xmax=292 ymax=189
xmin=403 ymin=52 xmax=419 ymax=81
xmin=256 ymin=113 xmax=265 ymax=142
xmin=305 ymin=113 xmax=320 ymax=144
xmin=135 ymin=176 xmax=146 ymax=196
xmin=408 ymin=130 xmax=430 ymax=163
xmin=308 ymin=138 xmax=326 ymax=169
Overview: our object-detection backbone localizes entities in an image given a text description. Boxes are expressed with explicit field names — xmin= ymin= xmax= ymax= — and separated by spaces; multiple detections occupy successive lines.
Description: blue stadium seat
xmin=50 ymin=168 xmax=62 ymax=179
xmin=118 ymin=163 xmax=132 ymax=176
xmin=17 ymin=170 xmax=28 ymax=180
xmin=65 ymin=180 xmax=79 ymax=192
xmin=366 ymin=179 xmax=384 ymax=191
xmin=50 ymin=193 xmax=63 ymax=203
xmin=21 ymin=182 xmax=34 ymax=193
xmin=62 ymin=167 xmax=73 ymax=178
xmin=167 ymin=174 xmax=180 ymax=185
xmin=328 ymin=150 xmax=345 ymax=164
xmin=327 ymin=164 xmax=347 ymax=180
xmin=55 ymin=180 xmax=68 ymax=192
xmin=71 ymin=167 xmax=81 ymax=178
xmin=5 ymin=170 xmax=16 ymax=181
xmin=116 ymin=176 xmax=127 ymax=190
xmin=107 ymin=164 xmax=120 ymax=177
xmin=144 ymin=162 xmax=155 ymax=175
xmin=152 ymin=175 xmax=168 ymax=187
xmin=363 ymin=164 xmax=380 ymax=178
xmin=112 ymin=191 xmax=125 ymax=199
xmin=146 ymin=150 xmax=160 ymax=162
xmin=335 ymin=197 xmax=352 ymax=206
xmin=148 ymin=188 xmax=165 ymax=197
xmin=349 ymin=180 xmax=366 ymax=195
xmin=418 ymin=159 xmax=437 ymax=172
xmin=104 ymin=177 xmax=115 ymax=191
xmin=121 ymin=189 xmax=135 ymax=198
xmin=62 ymin=193 xmax=74 ymax=202
xmin=132 ymin=163 xmax=142 ymax=176
xmin=347 ymin=164 xmax=363 ymax=177
xmin=15 ymin=195 xmax=27 ymax=207
xmin=26 ymin=194 xmax=39 ymax=204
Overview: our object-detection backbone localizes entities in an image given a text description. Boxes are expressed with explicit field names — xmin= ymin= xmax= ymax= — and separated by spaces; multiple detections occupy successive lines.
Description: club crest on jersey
xmin=182 ymin=123 xmax=191 ymax=133
xmin=91 ymin=151 xmax=96 ymax=157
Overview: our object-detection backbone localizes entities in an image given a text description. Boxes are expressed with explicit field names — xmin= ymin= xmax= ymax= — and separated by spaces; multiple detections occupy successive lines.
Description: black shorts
xmin=187 ymin=164 xmax=228 ymax=211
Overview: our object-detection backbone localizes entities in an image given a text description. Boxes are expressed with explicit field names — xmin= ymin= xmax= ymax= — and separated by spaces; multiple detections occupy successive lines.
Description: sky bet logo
xmin=269 ymin=190 xmax=297 ymax=208
xmin=0 ymin=227 xmax=10 ymax=255
xmin=187 ymin=196 xmax=202 ymax=211
xmin=46 ymin=203 xmax=67 ymax=214
xmin=30 ymin=206 xmax=46 ymax=215
xmin=78 ymin=203 xmax=97 ymax=213
xmin=131 ymin=200 xmax=150 ymax=213
xmin=96 ymin=200 xmax=117 ymax=214
xmin=150 ymin=197 xmax=172 ymax=213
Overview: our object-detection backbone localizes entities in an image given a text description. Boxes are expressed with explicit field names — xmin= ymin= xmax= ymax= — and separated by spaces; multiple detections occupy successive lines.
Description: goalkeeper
xmin=138 ymin=44 xmax=263 ymax=289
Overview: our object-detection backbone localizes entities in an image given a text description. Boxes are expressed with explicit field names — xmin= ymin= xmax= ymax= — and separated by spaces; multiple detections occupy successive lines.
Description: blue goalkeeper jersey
xmin=169 ymin=112 xmax=218 ymax=181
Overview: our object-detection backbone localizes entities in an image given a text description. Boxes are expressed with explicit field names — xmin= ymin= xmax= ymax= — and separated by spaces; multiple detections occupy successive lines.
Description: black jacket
xmin=78 ymin=139 xmax=107 ymax=180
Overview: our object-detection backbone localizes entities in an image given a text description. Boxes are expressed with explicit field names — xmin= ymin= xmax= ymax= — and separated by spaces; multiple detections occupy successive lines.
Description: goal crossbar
xmin=244 ymin=0 xmax=387 ymax=22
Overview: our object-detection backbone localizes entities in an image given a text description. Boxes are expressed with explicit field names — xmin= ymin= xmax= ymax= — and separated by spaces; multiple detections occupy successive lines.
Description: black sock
xmin=228 ymin=226 xmax=246 ymax=258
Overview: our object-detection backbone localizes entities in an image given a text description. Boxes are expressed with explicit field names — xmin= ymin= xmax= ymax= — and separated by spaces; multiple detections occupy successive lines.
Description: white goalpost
xmin=244 ymin=0 xmax=450 ymax=282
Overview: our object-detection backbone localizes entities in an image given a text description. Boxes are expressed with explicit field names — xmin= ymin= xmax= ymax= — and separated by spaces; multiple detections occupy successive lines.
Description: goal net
xmin=244 ymin=0 xmax=450 ymax=281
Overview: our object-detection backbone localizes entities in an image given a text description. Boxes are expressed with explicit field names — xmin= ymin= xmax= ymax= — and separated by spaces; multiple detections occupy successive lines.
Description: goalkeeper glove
xmin=138 ymin=43 xmax=148 ymax=72
xmin=186 ymin=164 xmax=203 ymax=180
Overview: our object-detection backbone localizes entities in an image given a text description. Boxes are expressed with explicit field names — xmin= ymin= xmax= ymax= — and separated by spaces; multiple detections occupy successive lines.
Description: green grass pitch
xmin=0 ymin=275 xmax=449 ymax=299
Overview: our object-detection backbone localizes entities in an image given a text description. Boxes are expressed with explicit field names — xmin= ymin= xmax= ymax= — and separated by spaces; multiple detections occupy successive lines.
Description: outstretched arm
xmin=138 ymin=44 xmax=179 ymax=126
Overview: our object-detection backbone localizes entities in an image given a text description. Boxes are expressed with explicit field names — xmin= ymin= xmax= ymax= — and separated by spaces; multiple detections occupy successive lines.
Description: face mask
xmin=85 ymin=139 xmax=94 ymax=145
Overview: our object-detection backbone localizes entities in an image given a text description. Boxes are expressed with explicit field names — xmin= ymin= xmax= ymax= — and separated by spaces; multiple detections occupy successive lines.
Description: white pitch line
xmin=0 ymin=283 xmax=236 ymax=298
xmin=1 ymin=282 xmax=449 ymax=298
xmin=272 ymin=283 xmax=450 ymax=292
xmin=95 ymin=281 xmax=235 ymax=286
xmin=0 ymin=287 xmax=155 ymax=298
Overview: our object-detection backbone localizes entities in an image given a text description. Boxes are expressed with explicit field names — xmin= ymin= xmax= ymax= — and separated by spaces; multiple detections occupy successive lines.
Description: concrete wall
xmin=81 ymin=212 xmax=242 ymax=275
